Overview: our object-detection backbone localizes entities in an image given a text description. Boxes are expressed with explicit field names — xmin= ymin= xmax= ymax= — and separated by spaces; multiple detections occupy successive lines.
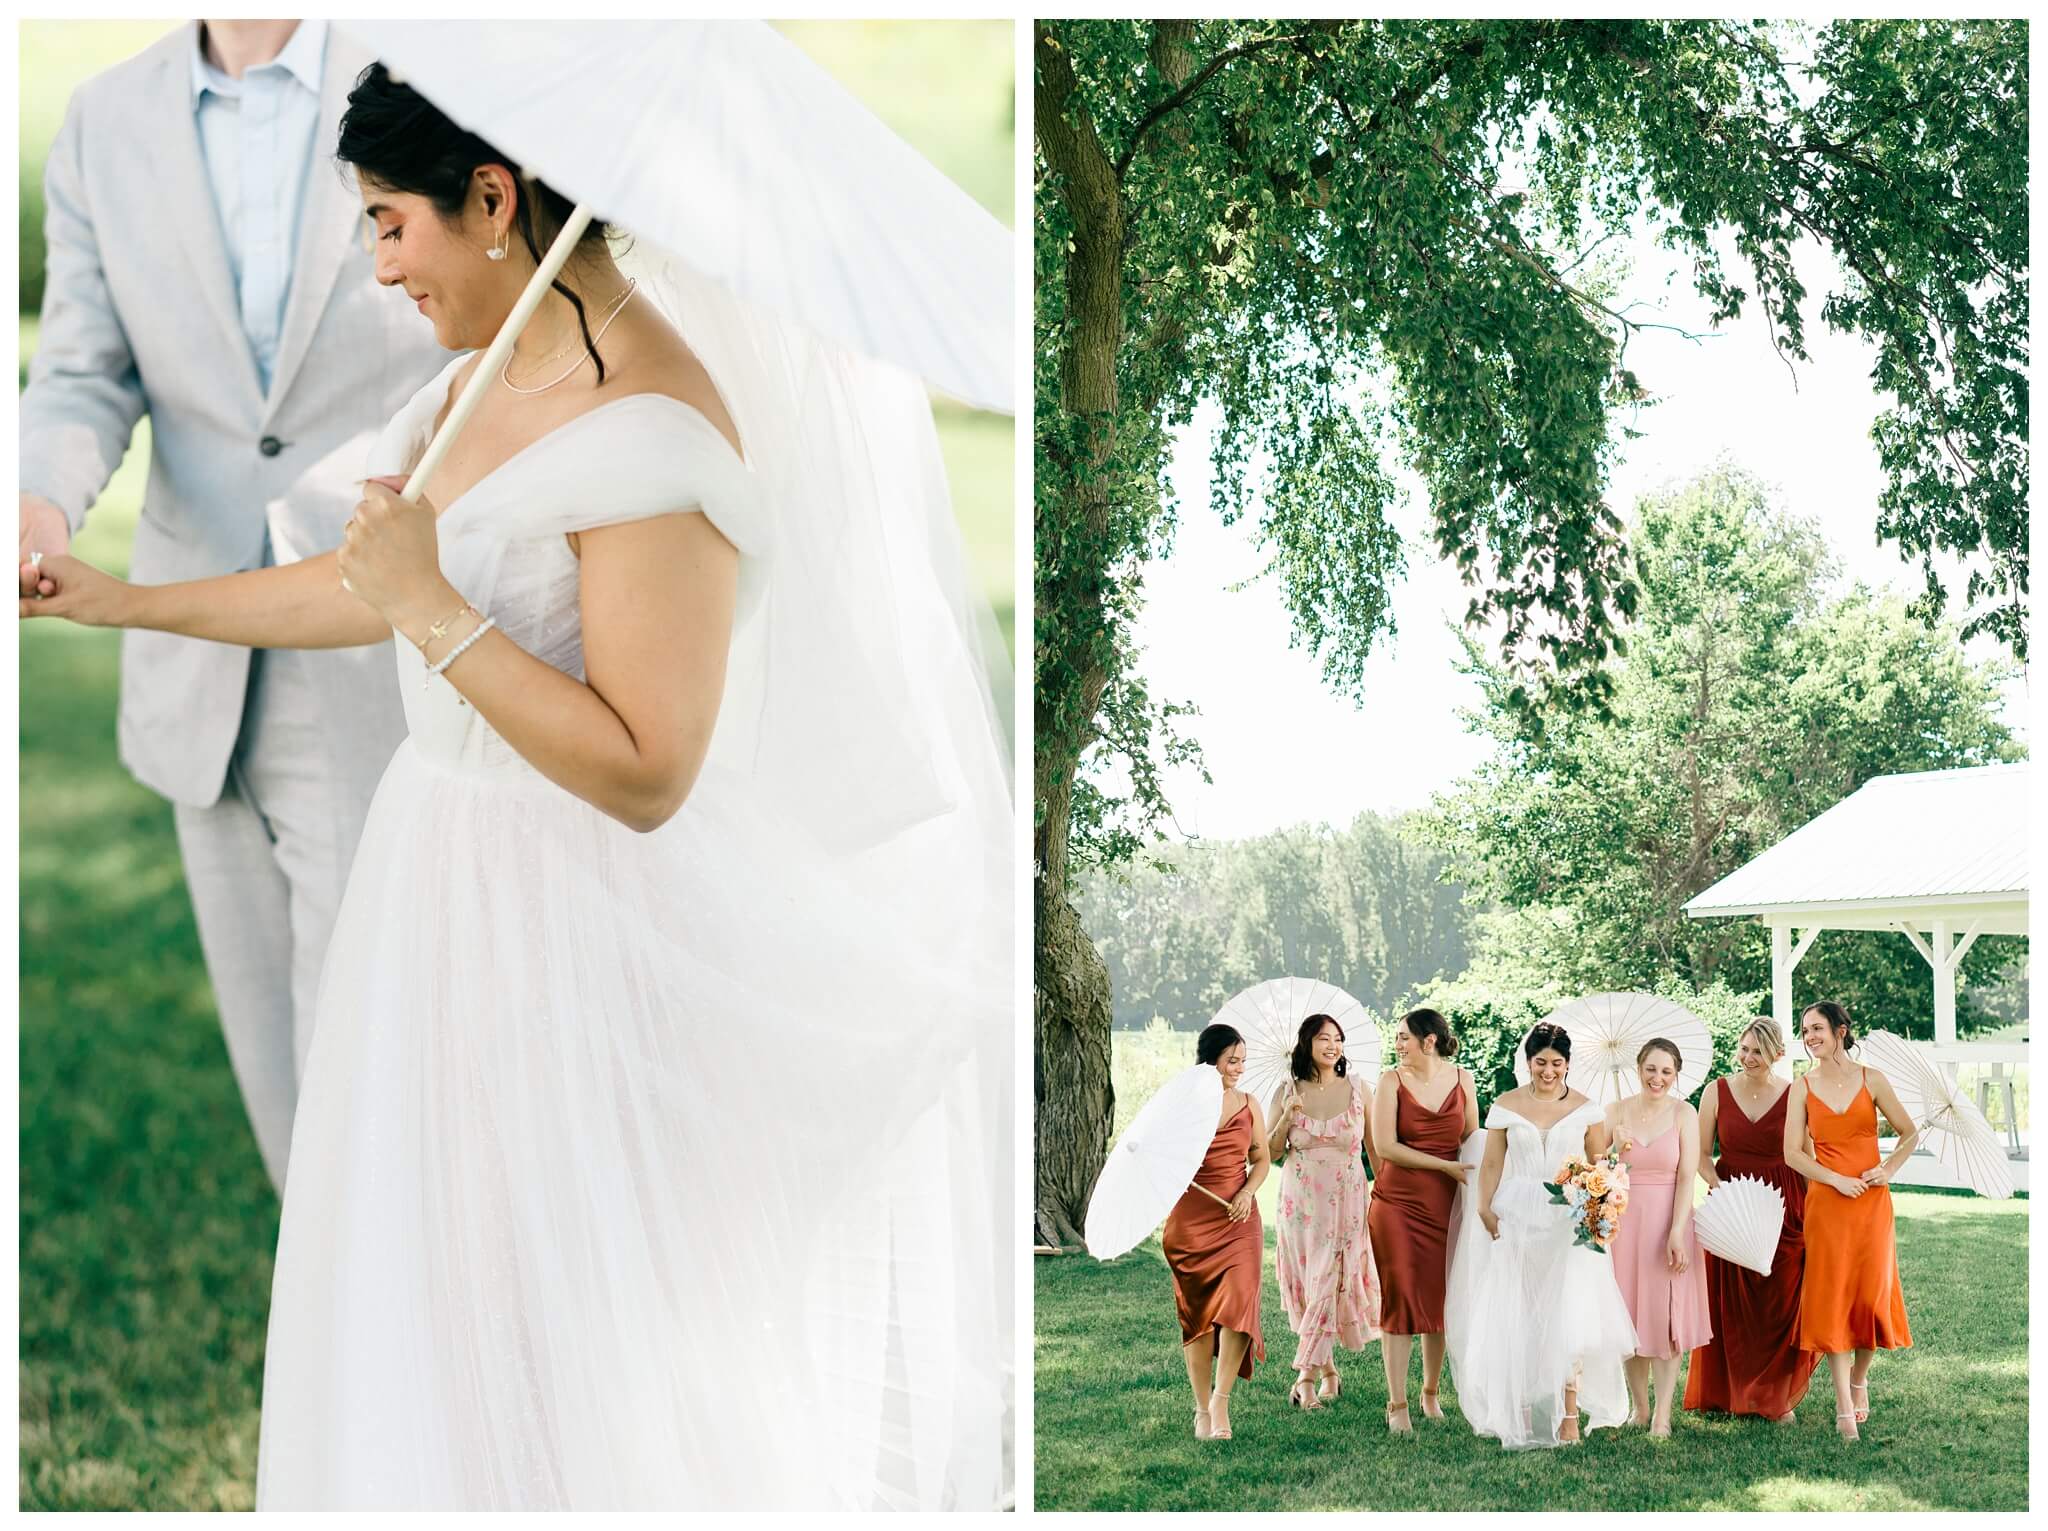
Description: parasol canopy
xmin=1855 ymin=1029 xmax=2014 ymax=1199
xmin=1515 ymin=992 xmax=1714 ymax=1106
xmin=1208 ymin=977 xmax=1379 ymax=1106
xmin=1085 ymin=1063 xmax=1226 ymax=1261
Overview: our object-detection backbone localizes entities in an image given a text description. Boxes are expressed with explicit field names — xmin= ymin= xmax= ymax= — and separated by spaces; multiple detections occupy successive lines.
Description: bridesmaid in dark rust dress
xmin=1366 ymin=1008 xmax=1477 ymax=1433
xmin=1162 ymin=1023 xmax=1270 ymax=1441
xmin=1684 ymin=1018 xmax=1820 ymax=1423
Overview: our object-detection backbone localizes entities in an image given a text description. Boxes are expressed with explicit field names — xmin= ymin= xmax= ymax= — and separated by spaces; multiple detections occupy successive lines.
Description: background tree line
xmin=1075 ymin=811 xmax=1472 ymax=1030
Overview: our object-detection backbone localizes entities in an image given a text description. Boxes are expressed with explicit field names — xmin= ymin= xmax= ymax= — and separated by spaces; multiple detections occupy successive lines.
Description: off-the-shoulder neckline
xmin=410 ymin=361 xmax=749 ymax=523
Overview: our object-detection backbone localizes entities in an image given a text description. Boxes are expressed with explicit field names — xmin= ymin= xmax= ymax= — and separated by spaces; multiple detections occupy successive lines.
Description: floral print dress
xmin=1275 ymin=1074 xmax=1381 ymax=1373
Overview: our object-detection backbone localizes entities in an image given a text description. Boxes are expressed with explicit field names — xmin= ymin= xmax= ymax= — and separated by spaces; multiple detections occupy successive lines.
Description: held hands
xmin=337 ymin=476 xmax=451 ymax=630
xmin=17 ymin=549 xmax=128 ymax=625
xmin=1832 ymin=1172 xmax=1869 ymax=1198
xmin=20 ymin=493 xmax=69 ymax=598
xmin=1859 ymin=1163 xmax=1892 ymax=1188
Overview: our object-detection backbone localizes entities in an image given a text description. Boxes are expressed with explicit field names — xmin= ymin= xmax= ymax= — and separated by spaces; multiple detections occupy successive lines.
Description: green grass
xmin=1039 ymin=1031 xmax=2032 ymax=1511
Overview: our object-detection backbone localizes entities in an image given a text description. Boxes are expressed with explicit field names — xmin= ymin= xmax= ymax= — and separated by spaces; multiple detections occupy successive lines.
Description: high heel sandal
xmin=1289 ymin=1376 xmax=1321 ymax=1410
xmin=1851 ymin=1379 xmax=1869 ymax=1423
xmin=1419 ymin=1387 xmax=1443 ymax=1421
xmin=1208 ymin=1393 xmax=1233 ymax=1441
xmin=1385 ymin=1400 xmax=1412 ymax=1436
xmin=1317 ymin=1368 xmax=1341 ymax=1404
xmin=1835 ymin=1410 xmax=1860 ymax=1441
xmin=1193 ymin=1406 xmax=1214 ymax=1440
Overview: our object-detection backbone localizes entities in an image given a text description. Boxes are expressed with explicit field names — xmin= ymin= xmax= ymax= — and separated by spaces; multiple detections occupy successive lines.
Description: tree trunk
xmin=1032 ymin=24 xmax=1126 ymax=1247
xmin=1034 ymin=882 xmax=1114 ymax=1248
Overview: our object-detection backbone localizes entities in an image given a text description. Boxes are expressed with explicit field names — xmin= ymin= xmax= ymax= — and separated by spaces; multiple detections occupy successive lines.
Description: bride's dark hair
xmin=336 ymin=62 xmax=619 ymax=382
xmin=1524 ymin=1022 xmax=1572 ymax=1061
xmin=1290 ymin=1013 xmax=1347 ymax=1081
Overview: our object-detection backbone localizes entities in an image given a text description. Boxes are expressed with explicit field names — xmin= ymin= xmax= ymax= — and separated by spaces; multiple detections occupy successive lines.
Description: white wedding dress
xmin=254 ymin=326 xmax=1011 ymax=1509
xmin=1444 ymin=1097 xmax=1637 ymax=1449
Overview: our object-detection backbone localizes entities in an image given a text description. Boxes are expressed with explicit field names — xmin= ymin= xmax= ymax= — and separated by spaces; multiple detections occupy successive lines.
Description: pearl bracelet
xmin=423 ymin=615 xmax=496 ymax=688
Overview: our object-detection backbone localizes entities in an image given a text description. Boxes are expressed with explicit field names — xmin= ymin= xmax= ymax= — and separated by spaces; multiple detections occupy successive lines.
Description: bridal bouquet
xmin=1544 ymin=1148 xmax=1631 ymax=1254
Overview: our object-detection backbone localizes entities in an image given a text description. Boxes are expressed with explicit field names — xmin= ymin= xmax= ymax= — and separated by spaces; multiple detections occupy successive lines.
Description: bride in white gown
xmin=1444 ymin=1023 xmax=1637 ymax=1449
xmin=21 ymin=65 xmax=1010 ymax=1511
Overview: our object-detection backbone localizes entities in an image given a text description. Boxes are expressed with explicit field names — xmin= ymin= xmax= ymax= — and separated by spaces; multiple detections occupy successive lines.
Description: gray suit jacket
xmin=20 ymin=23 xmax=450 ymax=807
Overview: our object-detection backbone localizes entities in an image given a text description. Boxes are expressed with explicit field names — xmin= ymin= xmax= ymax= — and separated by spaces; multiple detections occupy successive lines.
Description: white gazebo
xmin=1686 ymin=763 xmax=2027 ymax=1044
xmin=1685 ymin=763 xmax=2029 ymax=1188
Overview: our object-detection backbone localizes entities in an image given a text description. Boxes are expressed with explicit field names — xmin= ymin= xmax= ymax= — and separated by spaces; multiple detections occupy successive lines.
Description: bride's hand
xmin=337 ymin=476 xmax=452 ymax=631
xmin=1478 ymin=1206 xmax=1499 ymax=1240
xmin=17 ymin=552 xmax=131 ymax=626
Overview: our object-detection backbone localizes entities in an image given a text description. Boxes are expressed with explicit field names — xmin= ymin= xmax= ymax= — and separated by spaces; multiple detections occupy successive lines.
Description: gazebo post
xmin=1770 ymin=922 xmax=1821 ymax=1036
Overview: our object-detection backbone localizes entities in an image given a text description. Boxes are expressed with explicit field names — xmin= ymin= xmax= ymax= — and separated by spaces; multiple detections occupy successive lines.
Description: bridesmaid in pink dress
xmin=1604 ymin=1037 xmax=1711 ymax=1437
xmin=1266 ymin=1014 xmax=1381 ymax=1411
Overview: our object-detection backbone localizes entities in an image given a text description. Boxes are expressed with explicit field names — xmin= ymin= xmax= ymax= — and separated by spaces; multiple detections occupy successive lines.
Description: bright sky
xmin=1126 ymin=224 xmax=2028 ymax=841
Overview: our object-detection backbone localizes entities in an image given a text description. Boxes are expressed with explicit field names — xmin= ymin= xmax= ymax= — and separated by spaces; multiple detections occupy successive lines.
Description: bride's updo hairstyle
xmin=336 ymin=62 xmax=620 ymax=382
xmin=1196 ymin=1023 xmax=1244 ymax=1067
xmin=1523 ymin=1022 xmax=1572 ymax=1061
xmin=1290 ymin=1013 xmax=1347 ymax=1081
xmin=1400 ymin=1007 xmax=1458 ymax=1059
xmin=1803 ymin=1000 xmax=1856 ymax=1053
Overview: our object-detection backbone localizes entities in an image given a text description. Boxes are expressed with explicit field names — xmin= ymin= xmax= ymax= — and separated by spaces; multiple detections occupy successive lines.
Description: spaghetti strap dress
xmin=1162 ymin=1100 xmax=1266 ymax=1378
xmin=1367 ymin=1074 xmax=1464 ymax=1334
xmin=1798 ymin=1074 xmax=1912 ymax=1354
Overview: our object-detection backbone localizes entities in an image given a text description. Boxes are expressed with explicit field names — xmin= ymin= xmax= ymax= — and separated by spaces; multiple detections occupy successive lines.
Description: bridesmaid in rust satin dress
xmin=1685 ymin=1018 xmax=1820 ymax=1422
xmin=1783 ymin=1002 xmax=1919 ymax=1443
xmin=1162 ymin=1024 xmax=1270 ymax=1442
xmin=1366 ymin=1008 xmax=1477 ymax=1433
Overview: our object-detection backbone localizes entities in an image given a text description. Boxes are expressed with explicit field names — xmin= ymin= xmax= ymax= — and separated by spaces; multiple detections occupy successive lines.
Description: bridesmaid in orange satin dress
xmin=1783 ymin=1002 xmax=1919 ymax=1442
xmin=1685 ymin=1018 xmax=1820 ymax=1423
xmin=1162 ymin=1023 xmax=1270 ymax=1442
xmin=1366 ymin=1008 xmax=1477 ymax=1434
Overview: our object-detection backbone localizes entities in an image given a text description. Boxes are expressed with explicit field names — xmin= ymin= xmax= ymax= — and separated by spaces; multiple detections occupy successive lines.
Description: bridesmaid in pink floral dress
xmin=1266 ymin=1014 xmax=1381 ymax=1411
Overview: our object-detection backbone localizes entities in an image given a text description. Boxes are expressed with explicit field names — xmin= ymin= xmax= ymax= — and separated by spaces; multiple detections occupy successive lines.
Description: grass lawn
xmin=1035 ymin=1032 xmax=2032 ymax=1511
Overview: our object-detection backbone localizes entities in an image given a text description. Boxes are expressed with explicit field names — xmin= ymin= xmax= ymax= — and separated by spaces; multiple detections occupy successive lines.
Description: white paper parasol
xmin=1209 ymin=977 xmax=1379 ymax=1105
xmin=1515 ymin=992 xmax=1714 ymax=1105
xmin=1855 ymin=1029 xmax=2014 ymax=1199
xmin=1085 ymin=1063 xmax=1228 ymax=1260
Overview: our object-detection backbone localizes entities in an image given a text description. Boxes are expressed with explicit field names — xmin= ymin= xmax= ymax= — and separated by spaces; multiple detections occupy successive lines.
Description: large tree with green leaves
xmin=1034 ymin=18 xmax=2026 ymax=1242
xmin=1421 ymin=462 xmax=2024 ymax=1029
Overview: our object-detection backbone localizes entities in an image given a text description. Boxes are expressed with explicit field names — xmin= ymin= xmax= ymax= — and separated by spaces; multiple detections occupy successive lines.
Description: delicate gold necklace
xmin=500 ymin=280 xmax=638 ymax=395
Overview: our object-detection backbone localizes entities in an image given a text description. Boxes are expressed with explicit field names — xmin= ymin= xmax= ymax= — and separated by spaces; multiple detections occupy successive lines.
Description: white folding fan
xmin=1692 ymin=1176 xmax=1786 ymax=1276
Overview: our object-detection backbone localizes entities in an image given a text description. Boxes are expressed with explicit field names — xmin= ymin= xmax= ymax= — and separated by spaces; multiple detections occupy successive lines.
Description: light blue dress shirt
xmin=190 ymin=20 xmax=327 ymax=396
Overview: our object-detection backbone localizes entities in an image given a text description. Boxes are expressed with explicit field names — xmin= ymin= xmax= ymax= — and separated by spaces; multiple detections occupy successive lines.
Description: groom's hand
xmin=20 ymin=493 xmax=70 ymax=598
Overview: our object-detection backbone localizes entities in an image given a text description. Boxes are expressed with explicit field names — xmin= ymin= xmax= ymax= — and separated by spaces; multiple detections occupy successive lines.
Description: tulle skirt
xmin=254 ymin=740 xmax=1007 ymax=1508
xmin=1445 ymin=1156 xmax=1638 ymax=1449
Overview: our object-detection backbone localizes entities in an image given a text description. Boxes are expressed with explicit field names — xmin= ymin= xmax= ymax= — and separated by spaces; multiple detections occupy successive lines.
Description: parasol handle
xmin=1192 ymin=1184 xmax=1231 ymax=1207
xmin=401 ymin=202 xmax=597 ymax=504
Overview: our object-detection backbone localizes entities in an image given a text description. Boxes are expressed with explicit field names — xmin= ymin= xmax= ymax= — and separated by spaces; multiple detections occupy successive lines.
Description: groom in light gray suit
xmin=19 ymin=19 xmax=449 ymax=1190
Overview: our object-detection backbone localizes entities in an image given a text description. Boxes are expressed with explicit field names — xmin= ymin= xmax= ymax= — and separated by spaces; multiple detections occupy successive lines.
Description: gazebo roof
xmin=1684 ymin=763 xmax=2029 ymax=934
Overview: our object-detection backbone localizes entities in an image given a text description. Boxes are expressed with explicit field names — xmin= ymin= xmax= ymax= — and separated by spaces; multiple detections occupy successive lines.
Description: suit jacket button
xmin=259 ymin=435 xmax=283 ymax=457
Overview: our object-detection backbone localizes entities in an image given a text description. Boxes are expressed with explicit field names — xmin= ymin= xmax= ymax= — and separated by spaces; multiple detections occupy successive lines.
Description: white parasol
xmin=1085 ymin=1063 xmax=1230 ymax=1260
xmin=1208 ymin=976 xmax=1379 ymax=1106
xmin=1515 ymin=992 xmax=1714 ymax=1106
xmin=1855 ymin=1029 xmax=2014 ymax=1199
